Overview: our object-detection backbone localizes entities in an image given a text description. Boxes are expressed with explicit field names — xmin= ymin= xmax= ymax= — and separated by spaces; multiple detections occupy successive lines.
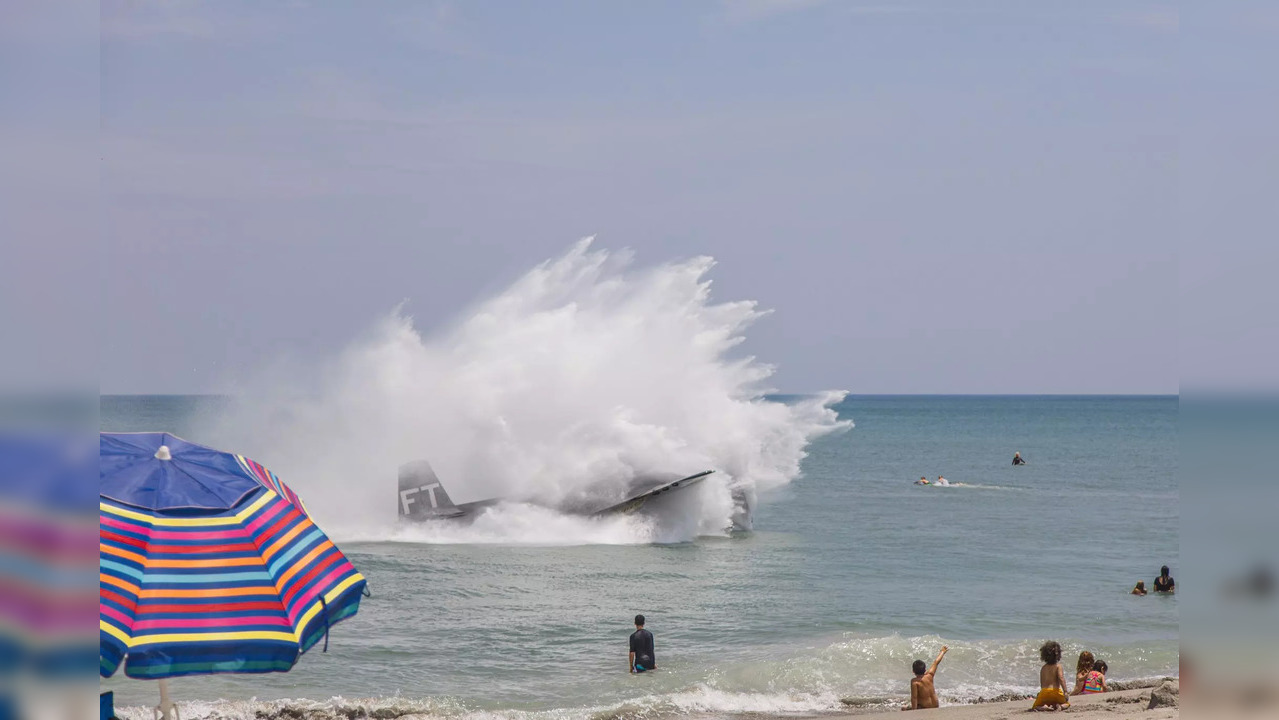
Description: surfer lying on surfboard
xmin=914 ymin=476 xmax=966 ymax=486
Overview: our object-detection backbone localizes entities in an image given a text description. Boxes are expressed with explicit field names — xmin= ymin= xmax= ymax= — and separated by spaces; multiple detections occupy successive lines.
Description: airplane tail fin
xmin=398 ymin=460 xmax=463 ymax=519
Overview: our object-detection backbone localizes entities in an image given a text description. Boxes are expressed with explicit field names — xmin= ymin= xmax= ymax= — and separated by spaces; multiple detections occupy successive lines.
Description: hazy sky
xmin=14 ymin=1 xmax=1247 ymax=395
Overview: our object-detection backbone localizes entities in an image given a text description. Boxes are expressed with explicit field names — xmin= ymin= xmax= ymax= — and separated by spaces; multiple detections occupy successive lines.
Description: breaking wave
xmin=201 ymin=239 xmax=848 ymax=543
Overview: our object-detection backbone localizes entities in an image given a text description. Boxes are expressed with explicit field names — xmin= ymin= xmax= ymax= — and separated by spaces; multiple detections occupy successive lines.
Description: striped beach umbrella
xmin=98 ymin=432 xmax=367 ymax=680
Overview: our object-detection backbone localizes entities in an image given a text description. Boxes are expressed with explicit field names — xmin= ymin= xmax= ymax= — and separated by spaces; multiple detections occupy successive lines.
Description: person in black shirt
xmin=629 ymin=614 xmax=656 ymax=673
xmin=1012 ymin=452 xmax=1027 ymax=466
xmin=1154 ymin=565 xmax=1175 ymax=594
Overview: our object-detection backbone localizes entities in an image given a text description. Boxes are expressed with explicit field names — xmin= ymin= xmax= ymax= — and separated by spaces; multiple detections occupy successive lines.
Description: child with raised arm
xmin=1031 ymin=641 xmax=1070 ymax=711
xmin=902 ymin=645 xmax=948 ymax=710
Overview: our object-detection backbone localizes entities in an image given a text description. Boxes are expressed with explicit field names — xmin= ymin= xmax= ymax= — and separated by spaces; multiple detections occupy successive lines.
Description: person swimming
xmin=934 ymin=476 xmax=950 ymax=486
xmin=915 ymin=476 xmax=930 ymax=485
xmin=1013 ymin=452 xmax=1027 ymax=466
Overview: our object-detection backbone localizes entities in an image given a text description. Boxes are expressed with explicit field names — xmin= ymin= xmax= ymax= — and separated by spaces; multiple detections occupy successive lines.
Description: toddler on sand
xmin=1032 ymin=641 xmax=1070 ymax=711
xmin=1081 ymin=659 xmax=1108 ymax=694
xmin=1071 ymin=651 xmax=1095 ymax=696
xmin=901 ymin=645 xmax=948 ymax=711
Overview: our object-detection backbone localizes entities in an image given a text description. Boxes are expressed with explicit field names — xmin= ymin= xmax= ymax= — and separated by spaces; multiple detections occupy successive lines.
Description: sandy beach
xmin=111 ymin=682 xmax=1179 ymax=720
xmin=832 ymin=682 xmax=1178 ymax=720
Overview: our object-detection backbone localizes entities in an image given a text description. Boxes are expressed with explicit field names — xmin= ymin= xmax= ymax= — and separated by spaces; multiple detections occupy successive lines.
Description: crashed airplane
xmin=397 ymin=460 xmax=715 ymax=522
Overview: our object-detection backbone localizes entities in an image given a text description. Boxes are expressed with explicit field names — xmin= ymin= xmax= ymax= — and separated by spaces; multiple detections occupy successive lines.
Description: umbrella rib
xmin=175 ymin=462 xmax=235 ymax=508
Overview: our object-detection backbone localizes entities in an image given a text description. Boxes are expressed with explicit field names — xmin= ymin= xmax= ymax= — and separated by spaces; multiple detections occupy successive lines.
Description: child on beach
xmin=1032 ymin=641 xmax=1070 ymax=711
xmin=902 ymin=645 xmax=948 ymax=711
xmin=1081 ymin=659 xmax=1108 ymax=694
xmin=1070 ymin=651 xmax=1095 ymax=696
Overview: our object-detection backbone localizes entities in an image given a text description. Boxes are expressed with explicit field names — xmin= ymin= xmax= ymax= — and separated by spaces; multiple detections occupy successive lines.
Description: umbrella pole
xmin=155 ymin=678 xmax=179 ymax=720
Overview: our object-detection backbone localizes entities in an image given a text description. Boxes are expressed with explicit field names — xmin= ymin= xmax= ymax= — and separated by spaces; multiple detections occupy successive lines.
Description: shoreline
xmin=111 ymin=679 xmax=1178 ymax=720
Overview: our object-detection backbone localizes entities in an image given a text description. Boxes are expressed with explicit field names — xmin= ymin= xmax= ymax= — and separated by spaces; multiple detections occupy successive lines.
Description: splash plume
xmin=203 ymin=239 xmax=848 ymax=543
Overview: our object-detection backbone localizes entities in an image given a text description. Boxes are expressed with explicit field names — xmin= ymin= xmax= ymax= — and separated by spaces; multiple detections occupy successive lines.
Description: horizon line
xmin=97 ymin=392 xmax=1181 ymax=398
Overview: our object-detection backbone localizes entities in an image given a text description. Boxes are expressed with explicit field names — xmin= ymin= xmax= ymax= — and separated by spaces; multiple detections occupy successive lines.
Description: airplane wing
xmin=592 ymin=470 xmax=714 ymax=516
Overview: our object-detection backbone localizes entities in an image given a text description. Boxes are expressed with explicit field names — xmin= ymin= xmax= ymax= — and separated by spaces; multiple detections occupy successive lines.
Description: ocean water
xmin=101 ymin=393 xmax=1178 ymax=719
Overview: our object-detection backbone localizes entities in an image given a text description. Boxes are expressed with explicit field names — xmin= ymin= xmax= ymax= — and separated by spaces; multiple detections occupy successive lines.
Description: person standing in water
xmin=629 ymin=614 xmax=656 ymax=673
xmin=1154 ymin=566 xmax=1176 ymax=594
xmin=903 ymin=645 xmax=948 ymax=710
xmin=1013 ymin=452 xmax=1027 ymax=465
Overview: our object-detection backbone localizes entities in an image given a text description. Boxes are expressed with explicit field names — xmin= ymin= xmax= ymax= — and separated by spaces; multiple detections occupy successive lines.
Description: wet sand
xmin=111 ymin=682 xmax=1180 ymax=719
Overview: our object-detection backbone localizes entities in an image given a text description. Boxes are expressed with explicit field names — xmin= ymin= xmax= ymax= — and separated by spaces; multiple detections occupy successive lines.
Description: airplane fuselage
xmin=396 ymin=460 xmax=713 ymax=522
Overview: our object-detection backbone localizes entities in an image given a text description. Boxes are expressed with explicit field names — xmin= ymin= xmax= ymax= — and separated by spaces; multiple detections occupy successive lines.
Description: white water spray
xmin=203 ymin=239 xmax=849 ymax=543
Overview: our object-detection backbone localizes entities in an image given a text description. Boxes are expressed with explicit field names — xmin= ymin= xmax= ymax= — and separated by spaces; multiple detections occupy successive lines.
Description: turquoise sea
xmin=102 ymin=394 xmax=1178 ymax=718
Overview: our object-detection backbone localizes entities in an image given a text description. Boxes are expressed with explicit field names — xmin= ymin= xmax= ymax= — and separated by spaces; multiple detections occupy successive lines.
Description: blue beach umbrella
xmin=98 ymin=433 xmax=368 ymax=692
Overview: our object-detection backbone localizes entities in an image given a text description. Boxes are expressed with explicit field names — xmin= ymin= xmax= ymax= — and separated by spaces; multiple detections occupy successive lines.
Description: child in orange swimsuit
xmin=1032 ymin=641 xmax=1070 ymax=711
